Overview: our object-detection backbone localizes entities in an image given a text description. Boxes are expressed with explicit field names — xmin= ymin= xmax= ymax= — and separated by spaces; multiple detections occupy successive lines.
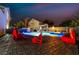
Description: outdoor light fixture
xmin=6 ymin=24 xmax=9 ymax=29
xmin=52 ymin=26 xmax=54 ymax=29
xmin=6 ymin=8 xmax=10 ymax=29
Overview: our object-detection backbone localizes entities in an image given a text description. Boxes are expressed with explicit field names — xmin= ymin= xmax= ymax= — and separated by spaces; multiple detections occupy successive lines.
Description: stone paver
xmin=0 ymin=34 xmax=78 ymax=55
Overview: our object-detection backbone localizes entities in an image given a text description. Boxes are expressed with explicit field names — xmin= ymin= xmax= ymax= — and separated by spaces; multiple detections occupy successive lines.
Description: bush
xmin=0 ymin=32 xmax=5 ymax=38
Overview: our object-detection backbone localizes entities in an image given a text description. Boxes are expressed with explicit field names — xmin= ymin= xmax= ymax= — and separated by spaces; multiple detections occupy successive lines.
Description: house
xmin=0 ymin=6 xmax=10 ymax=33
xmin=39 ymin=24 xmax=49 ymax=32
xmin=28 ymin=18 xmax=40 ymax=32
xmin=28 ymin=18 xmax=49 ymax=32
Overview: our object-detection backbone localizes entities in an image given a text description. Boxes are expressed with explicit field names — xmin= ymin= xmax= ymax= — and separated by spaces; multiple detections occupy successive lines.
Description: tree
xmin=43 ymin=19 xmax=54 ymax=27
xmin=16 ymin=21 xmax=25 ymax=28
xmin=60 ymin=11 xmax=79 ymax=27
xmin=60 ymin=20 xmax=71 ymax=27
xmin=72 ymin=12 xmax=79 ymax=26
xmin=60 ymin=19 xmax=78 ymax=27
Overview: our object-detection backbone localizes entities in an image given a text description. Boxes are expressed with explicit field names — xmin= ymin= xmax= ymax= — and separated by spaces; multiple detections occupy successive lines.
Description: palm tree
xmin=60 ymin=12 xmax=79 ymax=27
xmin=71 ymin=11 xmax=79 ymax=26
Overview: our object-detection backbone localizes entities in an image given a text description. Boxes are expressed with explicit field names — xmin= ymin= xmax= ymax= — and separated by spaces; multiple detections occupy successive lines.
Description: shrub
xmin=0 ymin=32 xmax=5 ymax=38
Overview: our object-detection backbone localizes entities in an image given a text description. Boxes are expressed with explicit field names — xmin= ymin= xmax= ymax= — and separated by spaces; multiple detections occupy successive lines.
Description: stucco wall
xmin=0 ymin=6 xmax=10 ymax=33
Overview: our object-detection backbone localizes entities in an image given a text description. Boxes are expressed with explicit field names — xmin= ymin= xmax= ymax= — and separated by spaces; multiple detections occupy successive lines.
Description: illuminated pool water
xmin=22 ymin=32 xmax=64 ymax=37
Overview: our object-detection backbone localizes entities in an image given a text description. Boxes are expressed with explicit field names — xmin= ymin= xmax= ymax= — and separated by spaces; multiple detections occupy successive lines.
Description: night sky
xmin=1 ymin=3 xmax=79 ymax=25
